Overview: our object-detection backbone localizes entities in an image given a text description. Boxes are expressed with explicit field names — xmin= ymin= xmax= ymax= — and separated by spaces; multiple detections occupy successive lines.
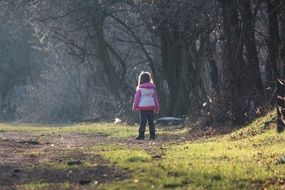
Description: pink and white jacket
xmin=132 ymin=82 xmax=160 ymax=111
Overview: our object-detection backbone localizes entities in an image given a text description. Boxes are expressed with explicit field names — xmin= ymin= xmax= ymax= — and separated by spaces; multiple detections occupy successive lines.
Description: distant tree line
xmin=0 ymin=0 xmax=284 ymax=125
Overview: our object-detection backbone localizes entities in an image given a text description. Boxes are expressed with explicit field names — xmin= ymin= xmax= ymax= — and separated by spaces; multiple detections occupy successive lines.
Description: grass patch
xmin=1 ymin=111 xmax=284 ymax=190
xmin=17 ymin=182 xmax=72 ymax=190
xmin=24 ymin=151 xmax=43 ymax=158
xmin=0 ymin=123 xmax=137 ymax=139
xmin=96 ymin=111 xmax=285 ymax=190
xmin=92 ymin=144 xmax=151 ymax=166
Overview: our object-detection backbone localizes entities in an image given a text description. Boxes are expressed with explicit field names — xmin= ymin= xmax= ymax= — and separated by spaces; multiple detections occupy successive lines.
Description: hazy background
xmin=0 ymin=0 xmax=284 ymax=125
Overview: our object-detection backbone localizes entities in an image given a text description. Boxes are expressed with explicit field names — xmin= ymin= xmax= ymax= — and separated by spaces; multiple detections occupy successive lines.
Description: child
xmin=132 ymin=72 xmax=160 ymax=140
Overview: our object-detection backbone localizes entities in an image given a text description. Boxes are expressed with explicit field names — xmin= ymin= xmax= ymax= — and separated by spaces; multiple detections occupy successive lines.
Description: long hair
xmin=138 ymin=71 xmax=153 ymax=86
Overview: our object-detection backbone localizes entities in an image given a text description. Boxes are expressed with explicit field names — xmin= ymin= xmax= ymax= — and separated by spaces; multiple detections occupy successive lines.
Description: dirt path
xmin=0 ymin=131 xmax=128 ymax=190
xmin=0 ymin=124 xmax=229 ymax=189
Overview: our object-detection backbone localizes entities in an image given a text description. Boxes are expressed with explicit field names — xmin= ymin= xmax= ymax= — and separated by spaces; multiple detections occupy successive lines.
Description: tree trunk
xmin=280 ymin=11 xmax=285 ymax=78
xmin=220 ymin=0 xmax=248 ymax=125
xmin=160 ymin=30 xmax=183 ymax=116
xmin=239 ymin=0 xmax=264 ymax=96
xmin=266 ymin=0 xmax=280 ymax=83
xmin=95 ymin=22 xmax=123 ymax=102
xmin=185 ymin=33 xmax=208 ymax=111
xmin=277 ymin=79 xmax=285 ymax=133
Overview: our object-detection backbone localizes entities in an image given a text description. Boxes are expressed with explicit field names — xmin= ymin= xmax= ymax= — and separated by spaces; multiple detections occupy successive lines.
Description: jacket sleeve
xmin=153 ymin=90 xmax=160 ymax=110
xmin=132 ymin=89 xmax=141 ymax=110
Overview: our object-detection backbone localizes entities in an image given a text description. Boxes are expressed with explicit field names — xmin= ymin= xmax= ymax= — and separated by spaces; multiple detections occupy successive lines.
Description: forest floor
xmin=0 ymin=111 xmax=284 ymax=190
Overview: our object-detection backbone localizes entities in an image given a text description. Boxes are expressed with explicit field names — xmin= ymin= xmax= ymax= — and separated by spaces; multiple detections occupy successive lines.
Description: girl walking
xmin=132 ymin=72 xmax=160 ymax=140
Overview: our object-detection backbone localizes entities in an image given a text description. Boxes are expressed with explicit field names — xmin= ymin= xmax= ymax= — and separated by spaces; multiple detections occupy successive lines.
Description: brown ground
xmin=0 ymin=131 xmax=128 ymax=190
xmin=0 ymin=124 xmax=235 ymax=190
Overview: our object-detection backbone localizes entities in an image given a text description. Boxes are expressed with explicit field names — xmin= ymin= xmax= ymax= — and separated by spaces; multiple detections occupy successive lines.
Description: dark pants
xmin=138 ymin=110 xmax=155 ymax=138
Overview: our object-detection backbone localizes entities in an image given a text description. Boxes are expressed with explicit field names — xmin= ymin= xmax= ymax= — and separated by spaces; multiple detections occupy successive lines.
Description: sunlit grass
xmin=1 ymin=111 xmax=284 ymax=190
xmin=96 ymin=111 xmax=285 ymax=190
xmin=0 ymin=123 xmax=138 ymax=138
xmin=17 ymin=182 xmax=72 ymax=190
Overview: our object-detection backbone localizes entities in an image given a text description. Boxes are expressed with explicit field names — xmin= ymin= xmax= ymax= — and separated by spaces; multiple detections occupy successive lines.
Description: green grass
xmin=0 ymin=122 xmax=138 ymax=138
xmin=17 ymin=182 xmax=72 ymax=190
xmin=95 ymin=112 xmax=285 ymax=190
xmin=1 ymin=111 xmax=285 ymax=190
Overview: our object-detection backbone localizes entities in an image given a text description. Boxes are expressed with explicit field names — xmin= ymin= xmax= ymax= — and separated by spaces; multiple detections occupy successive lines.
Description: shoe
xmin=149 ymin=132 xmax=156 ymax=140
xmin=136 ymin=136 xmax=145 ymax=140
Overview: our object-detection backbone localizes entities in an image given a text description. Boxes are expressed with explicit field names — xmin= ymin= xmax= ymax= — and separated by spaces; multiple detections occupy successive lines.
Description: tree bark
xmin=266 ymin=0 xmax=280 ymax=83
xmin=239 ymin=0 xmax=264 ymax=96
xmin=280 ymin=11 xmax=285 ymax=78
xmin=160 ymin=29 xmax=182 ymax=116
xmin=219 ymin=0 xmax=248 ymax=125
xmin=95 ymin=22 xmax=123 ymax=101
